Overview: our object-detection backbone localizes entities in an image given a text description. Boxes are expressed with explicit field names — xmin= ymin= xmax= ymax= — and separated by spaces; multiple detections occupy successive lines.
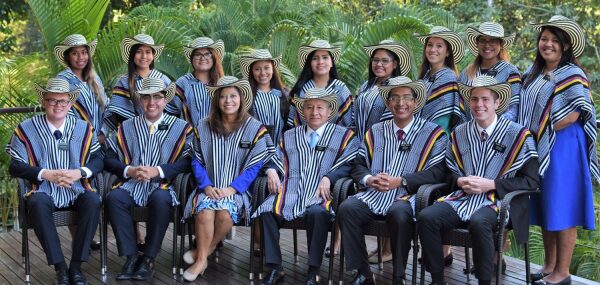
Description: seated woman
xmin=181 ymin=76 xmax=275 ymax=281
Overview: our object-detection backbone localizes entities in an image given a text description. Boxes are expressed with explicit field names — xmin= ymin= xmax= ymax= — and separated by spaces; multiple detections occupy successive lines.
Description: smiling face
xmin=251 ymin=60 xmax=274 ymax=89
xmin=538 ymin=29 xmax=566 ymax=67
xmin=302 ymin=99 xmax=332 ymax=130
xmin=140 ymin=92 xmax=166 ymax=122
xmin=133 ymin=45 xmax=155 ymax=71
xmin=191 ymin=48 xmax=214 ymax=72
xmin=476 ymin=35 xmax=502 ymax=62
xmin=310 ymin=50 xmax=333 ymax=76
xmin=43 ymin=92 xmax=72 ymax=123
xmin=66 ymin=46 xmax=90 ymax=72
xmin=425 ymin=37 xmax=450 ymax=68
xmin=218 ymin=86 xmax=242 ymax=117
xmin=371 ymin=49 xmax=398 ymax=79
xmin=469 ymin=87 xmax=499 ymax=127
xmin=386 ymin=86 xmax=415 ymax=126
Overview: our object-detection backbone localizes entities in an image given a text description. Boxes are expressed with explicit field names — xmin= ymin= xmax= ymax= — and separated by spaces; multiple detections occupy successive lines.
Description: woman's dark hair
xmin=366 ymin=48 xmax=401 ymax=89
xmin=523 ymin=26 xmax=581 ymax=88
xmin=127 ymin=44 xmax=155 ymax=111
xmin=290 ymin=50 xmax=339 ymax=98
xmin=64 ymin=46 xmax=106 ymax=110
xmin=207 ymin=86 xmax=250 ymax=136
xmin=418 ymin=37 xmax=458 ymax=79
xmin=247 ymin=60 xmax=290 ymax=121
xmin=189 ymin=47 xmax=224 ymax=85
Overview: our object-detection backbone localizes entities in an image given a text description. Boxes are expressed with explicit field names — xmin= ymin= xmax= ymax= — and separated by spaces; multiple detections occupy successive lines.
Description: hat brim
xmin=363 ymin=43 xmax=412 ymax=76
xmin=378 ymin=80 xmax=426 ymax=113
xmin=458 ymin=82 xmax=511 ymax=114
xmin=465 ymin=27 xmax=515 ymax=56
xmin=532 ymin=21 xmax=585 ymax=58
xmin=416 ymin=32 xmax=465 ymax=64
xmin=54 ymin=39 xmax=98 ymax=68
xmin=297 ymin=46 xmax=341 ymax=70
xmin=35 ymin=83 xmax=80 ymax=105
xmin=183 ymin=40 xmax=225 ymax=65
xmin=136 ymin=82 xmax=177 ymax=103
xmin=121 ymin=37 xmax=164 ymax=63
xmin=239 ymin=54 xmax=282 ymax=79
xmin=292 ymin=94 xmax=339 ymax=121
xmin=206 ymin=80 xmax=253 ymax=113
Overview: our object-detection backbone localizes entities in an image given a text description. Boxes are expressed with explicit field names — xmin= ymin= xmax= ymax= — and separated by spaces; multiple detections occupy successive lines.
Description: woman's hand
xmin=266 ymin=169 xmax=281 ymax=194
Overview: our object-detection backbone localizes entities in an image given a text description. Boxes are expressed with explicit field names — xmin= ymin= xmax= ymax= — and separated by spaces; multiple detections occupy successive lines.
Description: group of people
xmin=5 ymin=14 xmax=597 ymax=285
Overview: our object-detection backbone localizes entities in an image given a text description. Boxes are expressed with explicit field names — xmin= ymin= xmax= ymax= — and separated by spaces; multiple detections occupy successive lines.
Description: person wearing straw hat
xmin=240 ymin=48 xmax=290 ymax=145
xmin=254 ymin=88 xmax=359 ymax=285
xmin=418 ymin=76 xmax=539 ymax=285
xmin=169 ymin=37 xmax=225 ymax=130
xmin=104 ymin=78 xmax=193 ymax=281
xmin=415 ymin=26 xmax=467 ymax=135
xmin=518 ymin=16 xmax=599 ymax=285
xmin=337 ymin=76 xmax=448 ymax=285
xmin=460 ymin=22 xmax=521 ymax=122
xmin=55 ymin=34 xmax=109 ymax=143
xmin=288 ymin=39 xmax=353 ymax=128
xmin=180 ymin=76 xmax=275 ymax=281
xmin=6 ymin=77 xmax=103 ymax=285
xmin=103 ymin=33 xmax=171 ymax=135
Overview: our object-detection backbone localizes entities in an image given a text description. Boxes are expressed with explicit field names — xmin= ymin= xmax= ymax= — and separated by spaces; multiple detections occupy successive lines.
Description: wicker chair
xmin=416 ymin=183 xmax=539 ymax=285
xmin=18 ymin=172 xmax=105 ymax=283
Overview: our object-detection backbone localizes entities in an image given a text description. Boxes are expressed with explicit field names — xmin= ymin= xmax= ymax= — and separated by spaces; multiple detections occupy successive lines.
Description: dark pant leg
xmin=337 ymin=196 xmax=377 ymax=273
xmin=70 ymin=191 xmax=101 ymax=262
xmin=106 ymin=188 xmax=137 ymax=256
xmin=260 ymin=212 xmax=282 ymax=266
xmin=386 ymin=200 xmax=414 ymax=281
xmin=468 ymin=207 xmax=498 ymax=283
xmin=27 ymin=193 xmax=64 ymax=265
xmin=305 ymin=204 xmax=333 ymax=268
xmin=417 ymin=202 xmax=463 ymax=283
xmin=144 ymin=190 xmax=173 ymax=258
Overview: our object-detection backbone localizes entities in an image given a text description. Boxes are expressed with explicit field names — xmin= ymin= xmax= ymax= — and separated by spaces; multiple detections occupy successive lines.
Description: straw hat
xmin=531 ymin=15 xmax=585 ymax=58
xmin=458 ymin=75 xmax=510 ymax=114
xmin=35 ymin=78 xmax=80 ymax=105
xmin=206 ymin=76 xmax=253 ymax=112
xmin=239 ymin=49 xmax=282 ymax=79
xmin=378 ymin=76 xmax=426 ymax=113
xmin=297 ymin=39 xmax=341 ymax=69
xmin=183 ymin=37 xmax=225 ymax=64
xmin=292 ymin=88 xmax=339 ymax=121
xmin=120 ymin=34 xmax=164 ymax=63
xmin=53 ymin=34 xmax=97 ymax=68
xmin=135 ymin=78 xmax=177 ymax=103
xmin=363 ymin=40 xmax=413 ymax=76
xmin=415 ymin=26 xmax=465 ymax=64
xmin=466 ymin=22 xmax=515 ymax=55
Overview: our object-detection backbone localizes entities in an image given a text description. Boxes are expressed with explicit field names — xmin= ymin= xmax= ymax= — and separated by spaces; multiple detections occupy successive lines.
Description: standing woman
xmin=103 ymin=34 xmax=170 ymax=134
xmin=415 ymin=26 xmax=466 ymax=134
xmin=181 ymin=76 xmax=275 ymax=281
xmin=54 ymin=34 xmax=108 ymax=143
xmin=288 ymin=39 xmax=353 ymax=128
xmin=239 ymin=49 xmax=289 ymax=144
xmin=169 ymin=37 xmax=225 ymax=130
xmin=354 ymin=39 xmax=412 ymax=141
xmin=461 ymin=22 xmax=520 ymax=121
xmin=519 ymin=16 xmax=599 ymax=285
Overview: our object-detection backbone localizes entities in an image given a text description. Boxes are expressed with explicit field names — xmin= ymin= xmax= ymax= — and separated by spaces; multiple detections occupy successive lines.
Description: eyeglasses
xmin=193 ymin=52 xmax=213 ymax=60
xmin=140 ymin=94 xmax=165 ymax=101
xmin=477 ymin=37 xmax=502 ymax=46
xmin=372 ymin=58 xmax=394 ymax=66
xmin=44 ymin=98 xmax=70 ymax=107
xmin=387 ymin=95 xmax=415 ymax=104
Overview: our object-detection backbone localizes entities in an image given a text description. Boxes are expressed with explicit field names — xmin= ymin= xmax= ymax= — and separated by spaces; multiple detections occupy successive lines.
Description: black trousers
xmin=338 ymin=196 xmax=414 ymax=281
xmin=27 ymin=191 xmax=100 ymax=265
xmin=261 ymin=204 xmax=332 ymax=268
xmin=106 ymin=188 xmax=173 ymax=258
xmin=418 ymin=202 xmax=497 ymax=283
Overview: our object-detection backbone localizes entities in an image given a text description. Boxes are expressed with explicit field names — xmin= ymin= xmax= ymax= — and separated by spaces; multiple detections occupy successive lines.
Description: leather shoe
xmin=69 ymin=269 xmax=87 ymax=285
xmin=394 ymin=278 xmax=406 ymax=285
xmin=116 ymin=255 xmax=140 ymax=280
xmin=465 ymin=258 xmax=506 ymax=275
xmin=132 ymin=256 xmax=154 ymax=280
xmin=90 ymin=240 xmax=101 ymax=250
xmin=55 ymin=269 xmax=69 ymax=285
xmin=306 ymin=274 xmax=319 ymax=285
xmin=418 ymin=253 xmax=453 ymax=266
xmin=532 ymin=276 xmax=571 ymax=285
xmin=351 ymin=272 xmax=375 ymax=285
xmin=324 ymin=246 xmax=339 ymax=258
xmin=261 ymin=267 xmax=285 ymax=285
xmin=530 ymin=271 xmax=551 ymax=282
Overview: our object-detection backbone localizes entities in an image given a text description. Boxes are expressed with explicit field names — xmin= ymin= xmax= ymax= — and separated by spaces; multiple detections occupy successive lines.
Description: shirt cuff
xmin=361 ymin=174 xmax=372 ymax=186
xmin=157 ymin=166 xmax=165 ymax=179
xmin=37 ymin=169 xmax=46 ymax=181
xmin=123 ymin=166 xmax=130 ymax=178
xmin=81 ymin=167 xmax=92 ymax=178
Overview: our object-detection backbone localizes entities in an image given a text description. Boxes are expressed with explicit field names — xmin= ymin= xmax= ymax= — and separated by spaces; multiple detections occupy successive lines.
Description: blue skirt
xmin=529 ymin=122 xmax=595 ymax=230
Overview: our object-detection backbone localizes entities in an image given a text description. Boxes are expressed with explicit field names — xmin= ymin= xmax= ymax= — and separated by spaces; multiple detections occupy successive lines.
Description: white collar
xmin=46 ymin=118 xmax=66 ymax=134
xmin=392 ymin=116 xmax=415 ymax=135
xmin=306 ymin=123 xmax=327 ymax=140
xmin=475 ymin=115 xmax=498 ymax=136
xmin=145 ymin=114 xmax=165 ymax=127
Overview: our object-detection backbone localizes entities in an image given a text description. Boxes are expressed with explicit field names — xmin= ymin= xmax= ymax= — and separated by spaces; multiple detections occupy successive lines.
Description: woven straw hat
xmin=531 ymin=15 xmax=585 ymax=58
xmin=466 ymin=22 xmax=515 ymax=55
xmin=458 ymin=75 xmax=511 ymax=114
xmin=292 ymin=88 xmax=338 ymax=121
xmin=363 ymin=40 xmax=413 ymax=76
xmin=120 ymin=34 xmax=164 ymax=63
xmin=297 ymin=39 xmax=341 ymax=70
xmin=135 ymin=77 xmax=177 ymax=103
xmin=54 ymin=34 xmax=97 ymax=68
xmin=35 ymin=78 xmax=80 ymax=105
xmin=183 ymin=37 xmax=225 ymax=65
xmin=239 ymin=49 xmax=282 ymax=79
xmin=206 ymin=76 xmax=253 ymax=112
xmin=378 ymin=76 xmax=426 ymax=113
xmin=415 ymin=26 xmax=465 ymax=64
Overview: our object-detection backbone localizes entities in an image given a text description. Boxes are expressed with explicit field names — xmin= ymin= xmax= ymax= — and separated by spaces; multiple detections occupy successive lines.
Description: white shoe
xmin=182 ymin=263 xmax=207 ymax=282
xmin=183 ymin=250 xmax=195 ymax=265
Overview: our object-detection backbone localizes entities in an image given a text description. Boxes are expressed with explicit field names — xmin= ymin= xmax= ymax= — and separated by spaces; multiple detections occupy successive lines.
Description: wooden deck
xmin=0 ymin=224 xmax=597 ymax=285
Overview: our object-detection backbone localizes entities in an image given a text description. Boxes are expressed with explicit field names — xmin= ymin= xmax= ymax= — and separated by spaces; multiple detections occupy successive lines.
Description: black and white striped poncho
xmin=251 ymin=89 xmax=286 ymax=145
xmin=169 ymin=73 xmax=212 ymax=132
xmin=353 ymin=81 xmax=393 ymax=142
xmin=419 ymin=67 xmax=466 ymax=126
xmin=288 ymin=79 xmax=353 ymax=127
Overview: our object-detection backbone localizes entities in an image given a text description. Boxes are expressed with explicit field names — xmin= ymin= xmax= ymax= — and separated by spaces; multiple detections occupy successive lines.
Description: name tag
xmin=315 ymin=145 xmax=327 ymax=152
xmin=239 ymin=141 xmax=251 ymax=149
xmin=58 ymin=142 xmax=69 ymax=150
xmin=493 ymin=142 xmax=506 ymax=153
xmin=486 ymin=69 xmax=497 ymax=76
xmin=157 ymin=124 xmax=168 ymax=131
xmin=428 ymin=76 xmax=435 ymax=83
xmin=399 ymin=144 xmax=411 ymax=152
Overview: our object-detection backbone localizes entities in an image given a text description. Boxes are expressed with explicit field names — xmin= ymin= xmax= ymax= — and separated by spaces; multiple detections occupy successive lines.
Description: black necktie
xmin=480 ymin=130 xmax=488 ymax=142
xmin=53 ymin=130 xmax=62 ymax=140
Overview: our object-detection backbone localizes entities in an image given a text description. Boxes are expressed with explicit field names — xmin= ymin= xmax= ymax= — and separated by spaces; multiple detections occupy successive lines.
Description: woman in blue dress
xmin=519 ymin=16 xmax=599 ymax=285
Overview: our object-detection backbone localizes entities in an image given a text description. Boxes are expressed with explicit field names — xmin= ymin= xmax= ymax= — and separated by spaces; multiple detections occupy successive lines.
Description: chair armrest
xmin=250 ymin=176 xmax=268 ymax=212
xmin=331 ymin=177 xmax=353 ymax=211
xmin=415 ymin=183 xmax=449 ymax=214
xmin=94 ymin=171 xmax=105 ymax=199
xmin=498 ymin=189 xmax=540 ymax=228
xmin=171 ymin=173 xmax=188 ymax=197
xmin=102 ymin=171 xmax=120 ymax=192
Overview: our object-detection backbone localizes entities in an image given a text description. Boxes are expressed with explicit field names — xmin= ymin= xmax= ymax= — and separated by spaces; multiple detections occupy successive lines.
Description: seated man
xmin=104 ymin=78 xmax=193 ymax=281
xmin=253 ymin=88 xmax=359 ymax=285
xmin=6 ymin=78 xmax=103 ymax=285
xmin=337 ymin=76 xmax=448 ymax=285
xmin=418 ymin=76 xmax=540 ymax=285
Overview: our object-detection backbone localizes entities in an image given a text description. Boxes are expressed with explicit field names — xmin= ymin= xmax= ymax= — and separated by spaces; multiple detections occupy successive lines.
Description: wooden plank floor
xmin=0 ymin=224 xmax=597 ymax=285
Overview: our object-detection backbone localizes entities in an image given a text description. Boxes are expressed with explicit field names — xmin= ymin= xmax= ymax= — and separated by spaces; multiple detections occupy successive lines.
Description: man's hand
xmin=369 ymin=173 xmax=402 ymax=192
xmin=266 ymin=169 xmax=281 ymax=194
xmin=316 ymin=176 xmax=331 ymax=201
xmin=459 ymin=176 xmax=495 ymax=195
xmin=57 ymin=169 xmax=83 ymax=188
xmin=137 ymin=166 xmax=160 ymax=181
xmin=42 ymin=169 xmax=63 ymax=185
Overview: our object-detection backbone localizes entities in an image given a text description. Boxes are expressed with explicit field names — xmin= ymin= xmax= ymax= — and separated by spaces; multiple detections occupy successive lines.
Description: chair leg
xmin=249 ymin=219 xmax=256 ymax=281
xmin=23 ymin=226 xmax=30 ymax=283
xmin=377 ymin=236 xmax=383 ymax=270
xmin=179 ymin=220 xmax=186 ymax=275
xmin=102 ymin=203 xmax=108 ymax=275
xmin=497 ymin=232 xmax=504 ymax=285
xmin=525 ymin=242 xmax=531 ymax=284
xmin=328 ymin=222 xmax=336 ymax=285
xmin=464 ymin=247 xmax=470 ymax=282
xmin=172 ymin=210 xmax=178 ymax=276
xmin=419 ymin=254 xmax=425 ymax=285
xmin=293 ymin=228 xmax=298 ymax=264
xmin=259 ymin=218 xmax=264 ymax=280
xmin=338 ymin=240 xmax=344 ymax=285
xmin=412 ymin=231 xmax=418 ymax=285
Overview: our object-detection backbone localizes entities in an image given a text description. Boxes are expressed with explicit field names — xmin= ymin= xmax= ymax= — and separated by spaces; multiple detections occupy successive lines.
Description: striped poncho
xmin=419 ymin=67 xmax=466 ymax=129
xmin=251 ymin=89 xmax=286 ymax=145
xmin=353 ymin=81 xmax=393 ymax=142
xmin=168 ymin=73 xmax=212 ymax=132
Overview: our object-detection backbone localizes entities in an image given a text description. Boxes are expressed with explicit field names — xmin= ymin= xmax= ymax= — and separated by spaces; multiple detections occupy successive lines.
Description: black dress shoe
xmin=137 ymin=243 xmax=145 ymax=252
xmin=394 ymin=278 xmax=406 ymax=285
xmin=530 ymin=271 xmax=551 ymax=282
xmin=306 ymin=274 xmax=319 ymax=285
xmin=116 ymin=255 xmax=140 ymax=280
xmin=132 ymin=256 xmax=155 ymax=281
xmin=532 ymin=276 xmax=571 ymax=285
xmin=261 ymin=268 xmax=285 ymax=285
xmin=465 ymin=258 xmax=506 ymax=275
xmin=418 ymin=253 xmax=453 ymax=266
xmin=69 ymin=269 xmax=88 ymax=285
xmin=351 ymin=272 xmax=375 ymax=285
xmin=55 ymin=269 xmax=69 ymax=285
xmin=90 ymin=240 xmax=101 ymax=250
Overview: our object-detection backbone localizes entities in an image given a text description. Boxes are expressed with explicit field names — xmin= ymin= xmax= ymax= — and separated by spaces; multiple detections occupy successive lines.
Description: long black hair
xmin=365 ymin=49 xmax=401 ymax=89
xmin=290 ymin=50 xmax=339 ymax=98
xmin=127 ymin=44 xmax=156 ymax=112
